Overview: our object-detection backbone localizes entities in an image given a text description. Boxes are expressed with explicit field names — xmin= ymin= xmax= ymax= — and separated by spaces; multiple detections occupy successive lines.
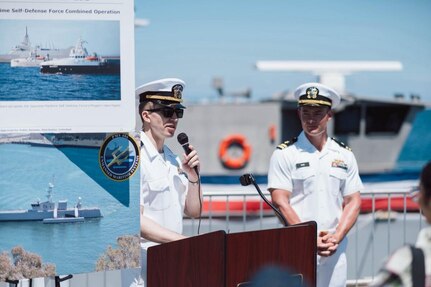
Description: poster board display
xmin=0 ymin=0 xmax=135 ymax=133
xmin=0 ymin=0 xmax=139 ymax=283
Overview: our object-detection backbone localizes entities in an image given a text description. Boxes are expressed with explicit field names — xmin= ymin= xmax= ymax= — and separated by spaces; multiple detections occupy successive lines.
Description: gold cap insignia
xmin=172 ymin=84 xmax=183 ymax=100
xmin=306 ymin=87 xmax=319 ymax=99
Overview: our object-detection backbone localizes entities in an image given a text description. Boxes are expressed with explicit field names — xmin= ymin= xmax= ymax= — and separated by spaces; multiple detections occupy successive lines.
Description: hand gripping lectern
xmin=147 ymin=221 xmax=317 ymax=287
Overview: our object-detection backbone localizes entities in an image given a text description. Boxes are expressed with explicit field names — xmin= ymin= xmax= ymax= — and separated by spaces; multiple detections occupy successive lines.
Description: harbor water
xmin=0 ymin=143 xmax=139 ymax=275
xmin=0 ymin=63 xmax=120 ymax=101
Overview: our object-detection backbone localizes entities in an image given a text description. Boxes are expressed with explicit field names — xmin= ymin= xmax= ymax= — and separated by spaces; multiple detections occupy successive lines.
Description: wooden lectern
xmin=147 ymin=221 xmax=317 ymax=287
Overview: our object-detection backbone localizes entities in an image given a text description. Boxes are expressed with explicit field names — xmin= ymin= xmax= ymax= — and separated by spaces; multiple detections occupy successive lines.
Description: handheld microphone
xmin=177 ymin=132 xmax=199 ymax=176
xmin=239 ymin=173 xmax=288 ymax=227
xmin=178 ymin=132 xmax=203 ymax=235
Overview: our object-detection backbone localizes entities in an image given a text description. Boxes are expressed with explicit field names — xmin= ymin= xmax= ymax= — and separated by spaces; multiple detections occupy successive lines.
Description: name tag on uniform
xmin=296 ymin=162 xmax=310 ymax=169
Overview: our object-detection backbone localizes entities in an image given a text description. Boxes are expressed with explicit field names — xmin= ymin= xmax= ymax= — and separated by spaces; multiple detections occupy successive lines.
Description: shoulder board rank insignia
xmin=331 ymin=137 xmax=352 ymax=151
xmin=277 ymin=137 xmax=298 ymax=150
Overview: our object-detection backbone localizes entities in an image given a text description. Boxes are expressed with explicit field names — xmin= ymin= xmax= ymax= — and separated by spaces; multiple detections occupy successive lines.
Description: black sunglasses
xmin=145 ymin=107 xmax=184 ymax=118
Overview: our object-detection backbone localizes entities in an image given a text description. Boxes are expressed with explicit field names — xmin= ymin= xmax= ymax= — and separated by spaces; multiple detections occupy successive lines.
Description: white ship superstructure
xmin=10 ymin=47 xmax=48 ymax=67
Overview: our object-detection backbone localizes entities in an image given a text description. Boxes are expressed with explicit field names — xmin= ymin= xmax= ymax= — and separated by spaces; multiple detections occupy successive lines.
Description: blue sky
xmin=135 ymin=0 xmax=431 ymax=103
xmin=0 ymin=20 xmax=120 ymax=56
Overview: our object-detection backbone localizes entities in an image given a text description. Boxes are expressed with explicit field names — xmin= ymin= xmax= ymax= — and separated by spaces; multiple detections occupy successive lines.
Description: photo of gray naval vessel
xmin=0 ymin=180 xmax=102 ymax=223
xmin=0 ymin=27 xmax=71 ymax=63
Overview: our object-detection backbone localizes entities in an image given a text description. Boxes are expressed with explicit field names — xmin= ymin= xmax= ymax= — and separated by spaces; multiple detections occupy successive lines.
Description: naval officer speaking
xmin=134 ymin=78 xmax=203 ymax=287
xmin=267 ymin=82 xmax=363 ymax=287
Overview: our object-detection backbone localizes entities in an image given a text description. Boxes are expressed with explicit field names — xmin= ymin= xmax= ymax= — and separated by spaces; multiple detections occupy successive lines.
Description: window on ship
xmin=365 ymin=105 xmax=409 ymax=134
xmin=334 ymin=105 xmax=361 ymax=135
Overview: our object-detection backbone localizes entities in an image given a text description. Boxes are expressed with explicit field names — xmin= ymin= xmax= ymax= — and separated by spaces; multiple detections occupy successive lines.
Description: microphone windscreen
xmin=239 ymin=174 xmax=252 ymax=186
xmin=177 ymin=132 xmax=189 ymax=145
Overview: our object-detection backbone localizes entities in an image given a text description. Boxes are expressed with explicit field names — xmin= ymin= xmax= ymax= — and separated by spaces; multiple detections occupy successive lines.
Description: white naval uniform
xmin=138 ymin=131 xmax=189 ymax=286
xmin=268 ymin=131 xmax=363 ymax=287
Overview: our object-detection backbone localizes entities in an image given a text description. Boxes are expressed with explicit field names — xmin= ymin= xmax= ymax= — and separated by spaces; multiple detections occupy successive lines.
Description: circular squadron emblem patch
xmin=99 ymin=133 xmax=140 ymax=181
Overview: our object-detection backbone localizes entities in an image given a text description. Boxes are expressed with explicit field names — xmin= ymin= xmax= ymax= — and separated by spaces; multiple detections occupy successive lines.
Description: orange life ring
xmin=219 ymin=134 xmax=252 ymax=169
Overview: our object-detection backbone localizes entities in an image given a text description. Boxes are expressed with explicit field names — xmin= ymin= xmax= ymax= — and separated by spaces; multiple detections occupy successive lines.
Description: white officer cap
xmin=294 ymin=82 xmax=340 ymax=109
xmin=135 ymin=78 xmax=186 ymax=108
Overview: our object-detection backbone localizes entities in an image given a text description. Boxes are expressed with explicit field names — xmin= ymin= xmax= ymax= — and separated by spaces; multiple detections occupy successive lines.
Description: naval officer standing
xmin=267 ymin=82 xmax=363 ymax=287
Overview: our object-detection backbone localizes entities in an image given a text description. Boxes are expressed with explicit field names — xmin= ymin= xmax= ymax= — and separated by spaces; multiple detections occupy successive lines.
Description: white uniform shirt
xmin=268 ymin=131 xmax=363 ymax=232
xmin=140 ymin=131 xmax=188 ymax=250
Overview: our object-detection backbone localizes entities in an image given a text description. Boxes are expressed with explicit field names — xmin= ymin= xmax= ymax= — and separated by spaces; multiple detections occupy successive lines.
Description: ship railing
xmin=184 ymin=185 xmax=424 ymax=286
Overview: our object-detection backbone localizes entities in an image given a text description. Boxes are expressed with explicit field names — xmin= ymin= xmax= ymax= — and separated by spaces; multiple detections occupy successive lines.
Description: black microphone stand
xmin=55 ymin=274 xmax=73 ymax=287
xmin=239 ymin=173 xmax=288 ymax=227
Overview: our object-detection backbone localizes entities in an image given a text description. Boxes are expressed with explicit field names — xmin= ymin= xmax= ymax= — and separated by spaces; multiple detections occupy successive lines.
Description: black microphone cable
xmin=195 ymin=176 xmax=202 ymax=235
xmin=177 ymin=132 xmax=203 ymax=235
